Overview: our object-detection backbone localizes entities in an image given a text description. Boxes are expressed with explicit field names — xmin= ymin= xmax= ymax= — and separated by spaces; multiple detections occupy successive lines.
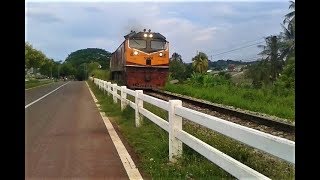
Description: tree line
xmin=25 ymin=44 xmax=112 ymax=80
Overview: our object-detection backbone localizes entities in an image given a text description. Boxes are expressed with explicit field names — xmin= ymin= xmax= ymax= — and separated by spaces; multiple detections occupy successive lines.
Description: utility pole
xmin=58 ymin=65 xmax=60 ymax=79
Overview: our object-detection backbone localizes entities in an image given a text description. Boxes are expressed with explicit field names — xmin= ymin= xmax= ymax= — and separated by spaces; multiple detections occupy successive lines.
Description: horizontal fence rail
xmin=90 ymin=77 xmax=295 ymax=179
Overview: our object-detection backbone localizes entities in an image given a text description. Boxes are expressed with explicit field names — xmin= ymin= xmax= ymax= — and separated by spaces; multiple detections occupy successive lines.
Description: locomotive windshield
xmin=151 ymin=40 xmax=166 ymax=50
xmin=129 ymin=39 xmax=146 ymax=49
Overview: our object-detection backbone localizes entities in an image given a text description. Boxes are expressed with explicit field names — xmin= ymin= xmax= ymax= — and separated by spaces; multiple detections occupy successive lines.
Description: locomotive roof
xmin=124 ymin=31 xmax=167 ymax=41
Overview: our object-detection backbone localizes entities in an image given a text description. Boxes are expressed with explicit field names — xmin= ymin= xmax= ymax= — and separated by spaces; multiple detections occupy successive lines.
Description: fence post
xmin=168 ymin=100 xmax=183 ymax=163
xmin=112 ymin=83 xmax=118 ymax=103
xmin=135 ymin=90 xmax=143 ymax=127
xmin=103 ymin=81 xmax=106 ymax=95
xmin=120 ymin=86 xmax=127 ymax=111
xmin=105 ymin=81 xmax=108 ymax=92
xmin=107 ymin=82 xmax=111 ymax=95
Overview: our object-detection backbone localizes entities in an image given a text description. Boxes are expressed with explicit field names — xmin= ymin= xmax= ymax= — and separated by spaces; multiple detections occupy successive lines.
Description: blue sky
xmin=25 ymin=0 xmax=291 ymax=63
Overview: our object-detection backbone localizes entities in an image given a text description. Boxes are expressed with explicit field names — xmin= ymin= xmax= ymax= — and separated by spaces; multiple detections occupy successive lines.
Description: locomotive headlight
xmin=159 ymin=52 xmax=163 ymax=57
xmin=149 ymin=34 xmax=153 ymax=38
xmin=133 ymin=51 xmax=139 ymax=55
xmin=144 ymin=33 xmax=148 ymax=37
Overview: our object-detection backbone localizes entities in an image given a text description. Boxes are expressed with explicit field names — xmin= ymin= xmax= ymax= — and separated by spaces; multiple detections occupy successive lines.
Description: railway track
xmin=144 ymin=89 xmax=295 ymax=141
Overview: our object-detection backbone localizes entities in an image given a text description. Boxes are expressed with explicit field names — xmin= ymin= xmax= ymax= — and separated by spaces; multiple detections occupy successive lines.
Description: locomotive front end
xmin=124 ymin=29 xmax=169 ymax=89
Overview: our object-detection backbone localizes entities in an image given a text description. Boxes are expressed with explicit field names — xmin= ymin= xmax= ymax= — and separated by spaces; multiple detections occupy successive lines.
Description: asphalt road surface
xmin=25 ymin=81 xmax=129 ymax=179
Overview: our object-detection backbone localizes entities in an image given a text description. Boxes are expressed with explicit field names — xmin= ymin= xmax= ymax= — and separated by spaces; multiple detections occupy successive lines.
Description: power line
xmin=210 ymin=41 xmax=265 ymax=57
xmin=207 ymin=37 xmax=265 ymax=55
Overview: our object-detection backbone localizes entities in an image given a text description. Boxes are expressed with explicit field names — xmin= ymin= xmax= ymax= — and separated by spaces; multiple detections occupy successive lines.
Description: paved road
xmin=25 ymin=81 xmax=66 ymax=105
xmin=25 ymin=81 xmax=129 ymax=179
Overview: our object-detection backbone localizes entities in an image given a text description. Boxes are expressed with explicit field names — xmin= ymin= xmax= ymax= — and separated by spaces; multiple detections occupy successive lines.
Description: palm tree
xmin=170 ymin=52 xmax=182 ymax=63
xmin=192 ymin=52 xmax=209 ymax=73
xmin=283 ymin=1 xmax=295 ymax=29
xmin=280 ymin=1 xmax=295 ymax=60
xmin=279 ymin=23 xmax=295 ymax=60
xmin=258 ymin=36 xmax=283 ymax=82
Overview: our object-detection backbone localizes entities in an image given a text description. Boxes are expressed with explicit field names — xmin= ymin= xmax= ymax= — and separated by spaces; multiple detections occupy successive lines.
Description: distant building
xmin=228 ymin=64 xmax=235 ymax=71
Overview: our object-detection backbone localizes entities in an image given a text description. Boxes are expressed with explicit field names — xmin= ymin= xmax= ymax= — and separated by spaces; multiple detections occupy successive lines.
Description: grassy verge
xmin=88 ymin=80 xmax=294 ymax=179
xmin=91 ymin=69 xmax=110 ymax=81
xmin=25 ymin=79 xmax=54 ymax=89
xmin=164 ymin=83 xmax=294 ymax=121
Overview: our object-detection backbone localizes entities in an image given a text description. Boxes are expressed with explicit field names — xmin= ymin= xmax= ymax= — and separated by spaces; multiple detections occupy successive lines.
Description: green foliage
xmin=283 ymin=1 xmax=295 ymax=29
xmin=39 ymin=59 xmax=54 ymax=78
xmin=91 ymin=69 xmax=110 ymax=81
xmin=246 ymin=60 xmax=272 ymax=88
xmin=189 ymin=73 xmax=231 ymax=87
xmin=192 ymin=52 xmax=209 ymax=73
xmin=25 ymin=42 xmax=46 ymax=70
xmin=169 ymin=52 xmax=192 ymax=81
xmin=60 ymin=62 xmax=77 ymax=77
xmin=165 ymin=83 xmax=294 ymax=120
xmin=65 ymin=48 xmax=111 ymax=69
xmin=76 ymin=63 xmax=88 ymax=80
xmin=258 ymin=36 xmax=284 ymax=83
xmin=218 ymin=71 xmax=231 ymax=80
xmin=190 ymin=72 xmax=204 ymax=86
xmin=272 ymin=56 xmax=295 ymax=96
xmin=88 ymin=62 xmax=101 ymax=74
xmin=25 ymin=43 xmax=113 ymax=81
xmin=246 ymin=1 xmax=295 ymax=92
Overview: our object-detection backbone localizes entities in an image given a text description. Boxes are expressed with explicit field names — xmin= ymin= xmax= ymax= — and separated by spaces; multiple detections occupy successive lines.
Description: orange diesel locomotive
xmin=110 ymin=29 xmax=169 ymax=89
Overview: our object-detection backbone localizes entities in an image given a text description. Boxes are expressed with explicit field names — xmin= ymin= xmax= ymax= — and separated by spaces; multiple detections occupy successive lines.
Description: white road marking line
xmin=86 ymin=82 xmax=143 ymax=180
xmin=25 ymin=82 xmax=70 ymax=109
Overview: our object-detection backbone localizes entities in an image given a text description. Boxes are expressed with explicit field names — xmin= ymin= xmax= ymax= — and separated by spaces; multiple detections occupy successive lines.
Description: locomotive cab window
xmin=129 ymin=39 xmax=146 ymax=49
xmin=151 ymin=40 xmax=167 ymax=50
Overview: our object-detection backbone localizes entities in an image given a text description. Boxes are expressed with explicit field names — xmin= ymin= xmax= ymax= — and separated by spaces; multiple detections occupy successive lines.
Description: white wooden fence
xmin=91 ymin=77 xmax=295 ymax=180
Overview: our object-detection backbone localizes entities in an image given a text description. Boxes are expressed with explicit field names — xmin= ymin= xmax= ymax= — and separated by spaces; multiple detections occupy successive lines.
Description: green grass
xmin=25 ymin=79 xmax=54 ymax=89
xmin=88 ymin=80 xmax=295 ymax=179
xmin=164 ymin=83 xmax=295 ymax=121
xmin=91 ymin=69 xmax=110 ymax=81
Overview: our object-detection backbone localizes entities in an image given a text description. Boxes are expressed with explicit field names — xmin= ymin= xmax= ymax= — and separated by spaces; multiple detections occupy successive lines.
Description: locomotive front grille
xmin=146 ymin=58 xmax=151 ymax=65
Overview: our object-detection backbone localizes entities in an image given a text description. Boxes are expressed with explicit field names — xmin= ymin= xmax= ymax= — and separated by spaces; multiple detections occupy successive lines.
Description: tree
xmin=169 ymin=52 xmax=187 ymax=81
xmin=51 ymin=61 xmax=62 ymax=78
xmin=60 ymin=62 xmax=76 ymax=77
xmin=279 ymin=1 xmax=295 ymax=61
xmin=39 ymin=58 xmax=54 ymax=77
xmin=65 ymin=48 xmax=111 ymax=69
xmin=170 ymin=52 xmax=183 ymax=63
xmin=283 ymin=1 xmax=295 ymax=29
xmin=246 ymin=60 xmax=272 ymax=88
xmin=25 ymin=42 xmax=47 ymax=72
xmin=192 ymin=52 xmax=209 ymax=73
xmin=258 ymin=36 xmax=283 ymax=83
xmin=25 ymin=42 xmax=32 ymax=68
xmin=87 ymin=62 xmax=101 ymax=74
xmin=279 ymin=23 xmax=295 ymax=60
xmin=76 ymin=63 xmax=89 ymax=81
